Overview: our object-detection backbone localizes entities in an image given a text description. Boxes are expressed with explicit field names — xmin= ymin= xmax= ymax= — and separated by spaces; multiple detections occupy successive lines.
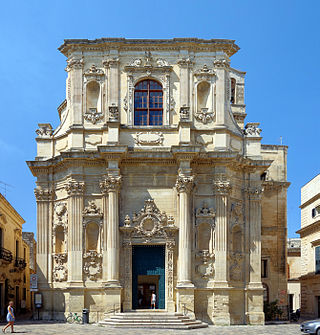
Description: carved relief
xmin=121 ymin=199 xmax=177 ymax=243
xmin=66 ymin=57 xmax=84 ymax=71
xmin=83 ymin=251 xmax=102 ymax=281
xmin=194 ymin=108 xmax=215 ymax=124
xmin=244 ymin=123 xmax=262 ymax=137
xmin=134 ymin=132 xmax=164 ymax=146
xmin=83 ymin=201 xmax=102 ymax=216
xmin=53 ymin=202 xmax=68 ymax=232
xmin=53 ymin=253 xmax=67 ymax=282
xmin=166 ymin=240 xmax=175 ymax=301
xmin=84 ymin=108 xmax=103 ymax=124
xmin=84 ymin=64 xmax=104 ymax=76
xmin=212 ymin=179 xmax=232 ymax=195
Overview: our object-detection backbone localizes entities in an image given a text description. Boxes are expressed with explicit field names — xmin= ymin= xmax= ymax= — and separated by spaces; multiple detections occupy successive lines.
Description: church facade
xmin=27 ymin=38 xmax=289 ymax=325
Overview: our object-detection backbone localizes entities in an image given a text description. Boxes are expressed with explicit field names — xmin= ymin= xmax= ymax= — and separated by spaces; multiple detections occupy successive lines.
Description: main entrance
xmin=132 ymin=245 xmax=165 ymax=309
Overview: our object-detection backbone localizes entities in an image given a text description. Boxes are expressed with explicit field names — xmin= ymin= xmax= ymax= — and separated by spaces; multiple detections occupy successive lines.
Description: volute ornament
xmin=175 ymin=175 xmax=194 ymax=193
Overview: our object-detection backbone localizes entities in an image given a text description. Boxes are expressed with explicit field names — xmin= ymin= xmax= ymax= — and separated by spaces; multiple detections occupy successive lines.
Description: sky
xmin=0 ymin=0 xmax=319 ymax=238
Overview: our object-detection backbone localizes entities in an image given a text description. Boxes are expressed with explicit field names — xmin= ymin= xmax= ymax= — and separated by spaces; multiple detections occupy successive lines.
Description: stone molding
xmin=175 ymin=175 xmax=194 ymax=193
xmin=34 ymin=188 xmax=53 ymax=201
xmin=99 ymin=176 xmax=122 ymax=194
xmin=65 ymin=181 xmax=85 ymax=196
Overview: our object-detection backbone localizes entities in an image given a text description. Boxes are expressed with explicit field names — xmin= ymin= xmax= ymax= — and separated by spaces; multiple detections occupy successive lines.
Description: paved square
xmin=0 ymin=322 xmax=302 ymax=335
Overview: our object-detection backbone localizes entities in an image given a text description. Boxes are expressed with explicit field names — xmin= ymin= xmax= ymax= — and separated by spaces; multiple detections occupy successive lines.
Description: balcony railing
xmin=0 ymin=247 xmax=13 ymax=263
xmin=14 ymin=257 xmax=26 ymax=270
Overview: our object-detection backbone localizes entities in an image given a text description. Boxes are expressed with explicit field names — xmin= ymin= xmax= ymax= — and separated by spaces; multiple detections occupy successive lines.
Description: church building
xmin=27 ymin=38 xmax=289 ymax=325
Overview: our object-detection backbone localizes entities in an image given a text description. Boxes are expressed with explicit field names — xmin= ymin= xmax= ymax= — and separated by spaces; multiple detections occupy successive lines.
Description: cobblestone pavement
xmin=0 ymin=321 xmax=302 ymax=335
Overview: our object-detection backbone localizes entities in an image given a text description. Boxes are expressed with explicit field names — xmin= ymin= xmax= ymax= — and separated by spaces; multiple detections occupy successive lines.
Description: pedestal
xmin=176 ymin=287 xmax=195 ymax=319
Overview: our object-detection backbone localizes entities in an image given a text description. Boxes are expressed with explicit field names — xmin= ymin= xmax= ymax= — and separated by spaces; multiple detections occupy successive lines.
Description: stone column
xmin=34 ymin=188 xmax=53 ymax=287
xmin=245 ymin=185 xmax=264 ymax=325
xmin=100 ymin=175 xmax=122 ymax=315
xmin=175 ymin=174 xmax=195 ymax=318
xmin=66 ymin=181 xmax=85 ymax=285
xmin=212 ymin=178 xmax=231 ymax=325
xmin=100 ymin=185 xmax=108 ymax=283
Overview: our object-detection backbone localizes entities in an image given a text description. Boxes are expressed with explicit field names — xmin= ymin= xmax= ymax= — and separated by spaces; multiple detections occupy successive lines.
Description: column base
xmin=246 ymin=312 xmax=265 ymax=325
xmin=246 ymin=287 xmax=264 ymax=325
xmin=176 ymin=286 xmax=195 ymax=319
xmin=104 ymin=287 xmax=122 ymax=315
xmin=66 ymin=287 xmax=85 ymax=314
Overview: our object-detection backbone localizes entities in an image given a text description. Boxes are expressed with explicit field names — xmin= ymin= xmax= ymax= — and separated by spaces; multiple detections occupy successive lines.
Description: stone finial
xmin=36 ymin=123 xmax=53 ymax=137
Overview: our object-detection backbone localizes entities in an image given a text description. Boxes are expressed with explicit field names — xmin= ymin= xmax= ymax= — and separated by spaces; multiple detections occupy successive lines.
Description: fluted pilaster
xmin=66 ymin=181 xmax=85 ymax=285
xmin=34 ymin=188 xmax=53 ymax=287
xmin=100 ymin=175 xmax=122 ymax=286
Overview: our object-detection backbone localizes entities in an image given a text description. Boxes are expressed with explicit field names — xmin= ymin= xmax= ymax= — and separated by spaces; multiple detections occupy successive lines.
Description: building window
xmin=15 ymin=240 xmax=19 ymax=259
xmin=230 ymin=78 xmax=236 ymax=104
xmin=262 ymin=259 xmax=268 ymax=278
xmin=312 ymin=205 xmax=320 ymax=218
xmin=134 ymin=79 xmax=163 ymax=126
xmin=315 ymin=246 xmax=320 ymax=274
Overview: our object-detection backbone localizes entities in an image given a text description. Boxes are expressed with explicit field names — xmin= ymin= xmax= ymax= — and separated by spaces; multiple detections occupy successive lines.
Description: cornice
xmin=296 ymin=220 xmax=320 ymax=237
xmin=58 ymin=38 xmax=240 ymax=58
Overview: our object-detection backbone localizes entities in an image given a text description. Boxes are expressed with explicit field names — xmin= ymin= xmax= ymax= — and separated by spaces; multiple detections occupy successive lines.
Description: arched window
xmin=134 ymin=80 xmax=163 ymax=126
xmin=230 ymin=78 xmax=236 ymax=104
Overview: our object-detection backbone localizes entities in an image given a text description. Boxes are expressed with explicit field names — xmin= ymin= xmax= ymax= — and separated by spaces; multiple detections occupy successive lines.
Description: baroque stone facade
xmin=27 ymin=38 xmax=289 ymax=324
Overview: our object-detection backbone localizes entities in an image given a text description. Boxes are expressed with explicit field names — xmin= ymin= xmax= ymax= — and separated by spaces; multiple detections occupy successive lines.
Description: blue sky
xmin=0 ymin=0 xmax=319 ymax=238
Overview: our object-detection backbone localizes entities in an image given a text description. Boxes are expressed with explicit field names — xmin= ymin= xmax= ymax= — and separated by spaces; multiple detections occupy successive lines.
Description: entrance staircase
xmin=100 ymin=310 xmax=208 ymax=329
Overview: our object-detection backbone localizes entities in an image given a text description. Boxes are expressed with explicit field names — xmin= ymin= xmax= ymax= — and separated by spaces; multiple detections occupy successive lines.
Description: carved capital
xmin=66 ymin=57 xmax=84 ymax=71
xmin=35 ymin=123 xmax=53 ymax=137
xmin=212 ymin=180 xmax=232 ymax=195
xmin=213 ymin=58 xmax=230 ymax=69
xmin=175 ymin=175 xmax=194 ymax=193
xmin=102 ymin=57 xmax=119 ymax=68
xmin=244 ymin=123 xmax=262 ymax=137
xmin=177 ymin=58 xmax=193 ymax=68
xmin=244 ymin=186 xmax=264 ymax=201
xmin=65 ymin=181 xmax=85 ymax=196
xmin=108 ymin=105 xmax=119 ymax=122
xmin=84 ymin=108 xmax=103 ymax=124
xmin=34 ymin=188 xmax=53 ymax=201
xmin=100 ymin=176 xmax=122 ymax=194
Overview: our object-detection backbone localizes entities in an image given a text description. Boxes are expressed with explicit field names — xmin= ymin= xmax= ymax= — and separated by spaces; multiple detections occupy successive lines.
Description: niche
xmin=232 ymin=225 xmax=242 ymax=253
xmin=86 ymin=222 xmax=100 ymax=252
xmin=55 ymin=226 xmax=65 ymax=254
xmin=86 ymin=81 xmax=101 ymax=114
xmin=197 ymin=222 xmax=213 ymax=253
xmin=197 ymin=81 xmax=211 ymax=112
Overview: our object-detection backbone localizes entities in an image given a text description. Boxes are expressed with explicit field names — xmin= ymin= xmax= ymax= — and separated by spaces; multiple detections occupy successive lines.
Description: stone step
xmin=100 ymin=311 xmax=208 ymax=329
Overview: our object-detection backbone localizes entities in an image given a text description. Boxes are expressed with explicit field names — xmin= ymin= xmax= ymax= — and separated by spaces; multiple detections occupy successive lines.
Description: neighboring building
xmin=287 ymin=238 xmax=301 ymax=312
xmin=0 ymin=193 xmax=31 ymax=316
xmin=27 ymin=38 xmax=289 ymax=325
xmin=22 ymin=232 xmax=36 ymax=273
xmin=298 ymin=174 xmax=320 ymax=319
